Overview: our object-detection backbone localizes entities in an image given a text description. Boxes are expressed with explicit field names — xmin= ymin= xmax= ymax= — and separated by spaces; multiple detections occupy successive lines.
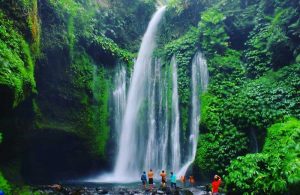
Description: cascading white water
xmin=159 ymin=59 xmax=169 ymax=170
xmin=177 ymin=52 xmax=209 ymax=177
xmin=113 ymin=6 xmax=167 ymax=181
xmin=89 ymin=8 xmax=209 ymax=183
xmin=144 ymin=58 xmax=158 ymax=170
xmin=170 ymin=56 xmax=181 ymax=172
xmin=112 ymin=66 xmax=127 ymax=148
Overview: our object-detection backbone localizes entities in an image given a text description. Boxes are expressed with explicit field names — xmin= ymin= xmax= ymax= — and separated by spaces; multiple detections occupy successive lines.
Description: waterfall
xmin=159 ymin=59 xmax=169 ymax=170
xmin=170 ymin=56 xmax=181 ymax=172
xmin=177 ymin=52 xmax=209 ymax=177
xmin=112 ymin=66 xmax=127 ymax=149
xmin=144 ymin=58 xmax=159 ymax=170
xmin=88 ymin=8 xmax=209 ymax=183
xmin=113 ymin=6 xmax=167 ymax=181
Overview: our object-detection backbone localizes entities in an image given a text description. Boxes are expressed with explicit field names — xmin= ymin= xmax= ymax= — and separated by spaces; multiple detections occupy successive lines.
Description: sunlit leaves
xmin=0 ymin=11 xmax=36 ymax=107
xmin=198 ymin=8 xmax=229 ymax=55
xmin=94 ymin=36 xmax=134 ymax=65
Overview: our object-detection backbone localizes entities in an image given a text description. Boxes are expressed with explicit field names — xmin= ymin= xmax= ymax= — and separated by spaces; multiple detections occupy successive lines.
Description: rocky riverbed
xmin=32 ymin=185 xmax=211 ymax=195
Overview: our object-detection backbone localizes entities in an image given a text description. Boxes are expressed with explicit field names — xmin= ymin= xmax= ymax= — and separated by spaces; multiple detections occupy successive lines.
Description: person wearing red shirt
xmin=212 ymin=175 xmax=221 ymax=195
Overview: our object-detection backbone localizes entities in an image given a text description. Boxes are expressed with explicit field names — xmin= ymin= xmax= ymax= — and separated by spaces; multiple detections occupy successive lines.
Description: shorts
xmin=149 ymin=178 xmax=153 ymax=184
xmin=162 ymin=179 xmax=166 ymax=183
xmin=142 ymin=180 xmax=146 ymax=185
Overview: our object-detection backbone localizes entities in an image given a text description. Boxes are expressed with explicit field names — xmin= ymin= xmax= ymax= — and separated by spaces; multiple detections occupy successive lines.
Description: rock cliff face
xmin=0 ymin=0 xmax=155 ymax=183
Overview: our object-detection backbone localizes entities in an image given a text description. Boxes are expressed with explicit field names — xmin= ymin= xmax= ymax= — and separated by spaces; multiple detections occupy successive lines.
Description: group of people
xmin=140 ymin=170 xmax=222 ymax=194
xmin=179 ymin=175 xmax=195 ymax=186
xmin=140 ymin=169 xmax=177 ymax=190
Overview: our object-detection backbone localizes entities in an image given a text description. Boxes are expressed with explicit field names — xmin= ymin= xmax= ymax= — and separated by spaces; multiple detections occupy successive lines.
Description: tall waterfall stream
xmin=89 ymin=6 xmax=209 ymax=183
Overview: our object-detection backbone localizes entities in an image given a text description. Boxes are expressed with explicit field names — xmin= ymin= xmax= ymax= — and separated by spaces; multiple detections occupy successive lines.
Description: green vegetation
xmin=0 ymin=0 xmax=300 ymax=193
xmin=161 ymin=27 xmax=200 ymax=141
xmin=198 ymin=8 xmax=229 ymax=55
xmin=0 ymin=133 xmax=11 ymax=194
xmin=161 ymin=3 xmax=300 ymax=193
xmin=195 ymin=127 xmax=248 ymax=175
xmin=223 ymin=63 xmax=300 ymax=130
xmin=0 ymin=0 xmax=150 ymax=184
xmin=225 ymin=118 xmax=300 ymax=194
xmin=0 ymin=172 xmax=11 ymax=194
xmin=94 ymin=36 xmax=134 ymax=65
xmin=91 ymin=66 xmax=110 ymax=157
xmin=0 ymin=11 xmax=36 ymax=107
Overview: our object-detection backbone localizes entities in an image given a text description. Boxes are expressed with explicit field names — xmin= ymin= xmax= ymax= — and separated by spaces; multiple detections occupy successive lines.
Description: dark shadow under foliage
xmin=21 ymin=129 xmax=103 ymax=184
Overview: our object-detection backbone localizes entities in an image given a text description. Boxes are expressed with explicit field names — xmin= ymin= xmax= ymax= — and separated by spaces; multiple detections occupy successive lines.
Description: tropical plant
xmin=225 ymin=118 xmax=300 ymax=194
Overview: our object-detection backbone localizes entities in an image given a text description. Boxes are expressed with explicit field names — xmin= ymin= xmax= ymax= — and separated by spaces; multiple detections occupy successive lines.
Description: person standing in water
xmin=212 ymin=175 xmax=222 ymax=195
xmin=148 ymin=169 xmax=154 ymax=191
xmin=189 ymin=176 xmax=195 ymax=186
xmin=180 ymin=176 xmax=186 ymax=187
xmin=160 ymin=170 xmax=167 ymax=187
xmin=170 ymin=172 xmax=177 ymax=189
xmin=141 ymin=171 xmax=147 ymax=189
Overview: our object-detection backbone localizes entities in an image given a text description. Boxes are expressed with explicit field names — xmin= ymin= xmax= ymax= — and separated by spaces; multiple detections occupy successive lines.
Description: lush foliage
xmin=195 ymin=127 xmax=248 ymax=175
xmin=91 ymin=66 xmax=110 ymax=157
xmin=93 ymin=36 xmax=134 ymax=65
xmin=198 ymin=8 xmax=229 ymax=54
xmin=1 ymin=0 xmax=155 ymax=184
xmin=225 ymin=118 xmax=300 ymax=194
xmin=0 ymin=11 xmax=36 ymax=107
xmin=245 ymin=4 xmax=299 ymax=78
xmin=1 ymin=0 xmax=300 ymax=192
xmin=188 ymin=0 xmax=300 ymax=182
xmin=162 ymin=27 xmax=200 ymax=140
xmin=223 ymin=63 xmax=300 ymax=131
xmin=0 ymin=134 xmax=11 ymax=194
xmin=0 ymin=172 xmax=11 ymax=194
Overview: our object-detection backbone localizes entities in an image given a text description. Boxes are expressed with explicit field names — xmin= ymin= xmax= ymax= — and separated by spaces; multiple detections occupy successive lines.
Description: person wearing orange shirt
xmin=189 ymin=176 xmax=195 ymax=186
xmin=148 ymin=169 xmax=154 ymax=190
xmin=180 ymin=176 xmax=186 ymax=187
xmin=160 ymin=170 xmax=167 ymax=187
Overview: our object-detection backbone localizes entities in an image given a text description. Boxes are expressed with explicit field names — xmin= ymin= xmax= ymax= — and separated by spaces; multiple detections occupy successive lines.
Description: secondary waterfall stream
xmin=112 ymin=65 xmax=127 ymax=150
xmin=90 ymin=7 xmax=209 ymax=183
xmin=177 ymin=52 xmax=209 ymax=177
xmin=170 ymin=56 xmax=181 ymax=172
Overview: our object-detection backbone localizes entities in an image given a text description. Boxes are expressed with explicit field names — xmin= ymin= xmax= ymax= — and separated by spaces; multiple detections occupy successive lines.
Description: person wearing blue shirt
xmin=141 ymin=171 xmax=147 ymax=189
xmin=170 ymin=172 xmax=177 ymax=189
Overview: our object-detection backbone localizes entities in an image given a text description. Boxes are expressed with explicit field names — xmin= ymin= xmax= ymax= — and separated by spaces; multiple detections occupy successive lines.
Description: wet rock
xmin=97 ymin=189 xmax=109 ymax=194
xmin=33 ymin=184 xmax=205 ymax=195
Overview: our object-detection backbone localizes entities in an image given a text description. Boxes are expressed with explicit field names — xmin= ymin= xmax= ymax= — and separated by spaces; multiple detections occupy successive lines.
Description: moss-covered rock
xmin=0 ymin=12 xmax=36 ymax=108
